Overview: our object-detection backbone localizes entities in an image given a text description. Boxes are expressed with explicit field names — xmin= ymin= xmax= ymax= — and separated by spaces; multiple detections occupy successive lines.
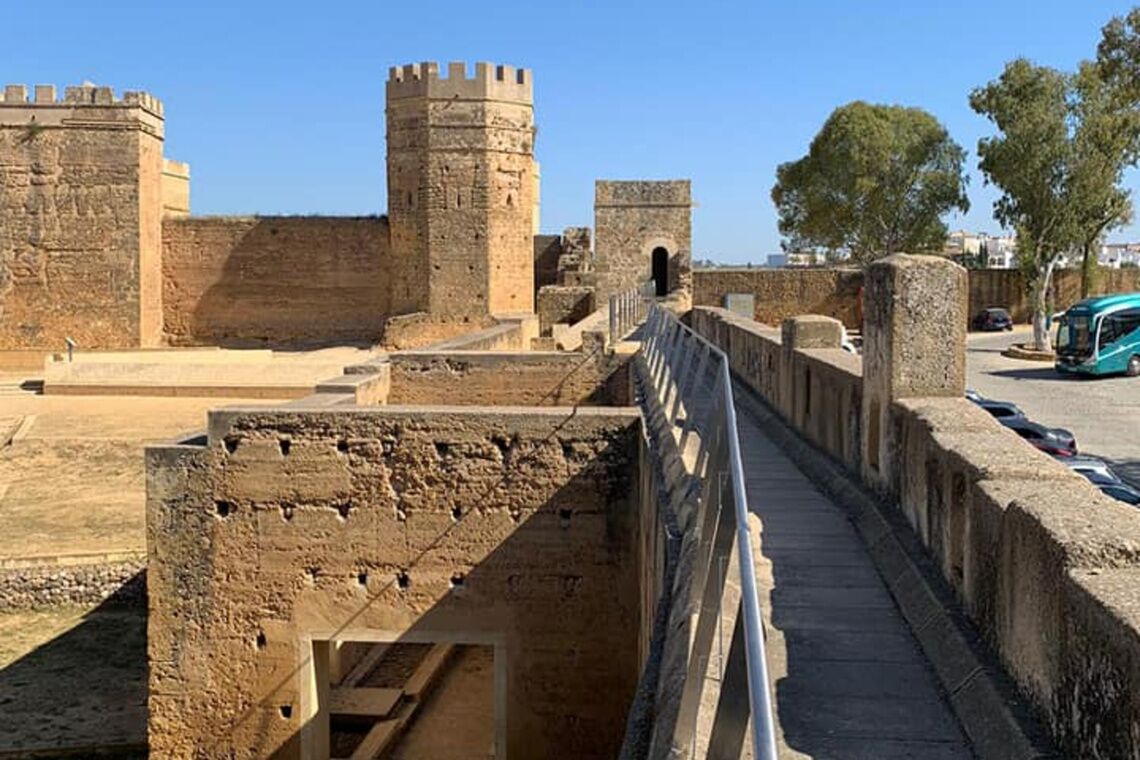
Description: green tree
xmin=1070 ymin=61 xmax=1136 ymax=298
xmin=970 ymin=60 xmax=1073 ymax=351
xmin=971 ymin=51 xmax=1139 ymax=351
xmin=1097 ymin=7 xmax=1140 ymax=104
xmin=771 ymin=102 xmax=969 ymax=265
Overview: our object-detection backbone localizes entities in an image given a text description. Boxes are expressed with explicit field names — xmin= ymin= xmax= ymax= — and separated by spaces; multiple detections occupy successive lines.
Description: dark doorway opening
xmin=651 ymin=247 xmax=669 ymax=297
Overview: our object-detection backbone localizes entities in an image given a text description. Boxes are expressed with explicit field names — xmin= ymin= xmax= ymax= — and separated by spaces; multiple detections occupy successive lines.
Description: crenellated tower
xmin=0 ymin=84 xmax=170 ymax=348
xmin=386 ymin=61 xmax=537 ymax=317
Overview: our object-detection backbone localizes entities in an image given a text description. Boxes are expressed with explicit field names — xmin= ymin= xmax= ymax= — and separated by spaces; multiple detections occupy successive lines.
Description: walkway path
xmin=732 ymin=383 xmax=973 ymax=759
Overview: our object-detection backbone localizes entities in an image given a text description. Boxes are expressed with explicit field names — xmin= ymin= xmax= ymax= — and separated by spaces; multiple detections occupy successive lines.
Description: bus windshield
xmin=1056 ymin=315 xmax=1093 ymax=358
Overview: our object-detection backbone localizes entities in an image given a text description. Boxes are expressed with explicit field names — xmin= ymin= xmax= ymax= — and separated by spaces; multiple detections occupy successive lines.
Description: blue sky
xmin=5 ymin=1 xmax=1138 ymax=263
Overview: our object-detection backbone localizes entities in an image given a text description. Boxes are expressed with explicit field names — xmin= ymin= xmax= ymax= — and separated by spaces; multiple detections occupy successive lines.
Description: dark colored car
xmin=1058 ymin=455 xmax=1122 ymax=486
xmin=977 ymin=399 xmax=1025 ymax=420
xmin=997 ymin=416 xmax=1078 ymax=457
xmin=973 ymin=307 xmax=1014 ymax=332
xmin=1101 ymin=483 xmax=1140 ymax=506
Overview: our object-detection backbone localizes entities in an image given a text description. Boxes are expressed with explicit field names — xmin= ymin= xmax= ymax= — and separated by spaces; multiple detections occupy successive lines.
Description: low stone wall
xmin=691 ymin=277 xmax=1140 ymax=758
xmin=691 ymin=308 xmax=861 ymax=469
xmin=0 ymin=559 xmax=145 ymax=610
xmin=537 ymin=285 xmax=595 ymax=335
xmin=388 ymin=344 xmax=630 ymax=407
xmin=425 ymin=314 xmax=539 ymax=352
xmin=379 ymin=312 xmax=498 ymax=350
xmin=693 ymin=266 xmax=1140 ymax=328
xmin=693 ymin=267 xmax=864 ymax=327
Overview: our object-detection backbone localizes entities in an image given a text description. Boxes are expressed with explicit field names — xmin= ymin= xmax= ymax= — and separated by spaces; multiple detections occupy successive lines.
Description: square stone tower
xmin=386 ymin=62 xmax=538 ymax=317
xmin=0 ymin=84 xmax=166 ymax=349
xmin=594 ymin=180 xmax=692 ymax=302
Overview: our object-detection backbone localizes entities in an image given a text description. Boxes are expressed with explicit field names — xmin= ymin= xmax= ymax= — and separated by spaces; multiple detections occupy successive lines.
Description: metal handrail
xmin=608 ymin=282 xmax=652 ymax=346
xmin=641 ymin=304 xmax=778 ymax=760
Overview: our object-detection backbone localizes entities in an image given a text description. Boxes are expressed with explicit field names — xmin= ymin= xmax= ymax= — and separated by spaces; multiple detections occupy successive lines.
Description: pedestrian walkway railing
xmin=608 ymin=282 xmax=652 ymax=346
xmin=641 ymin=304 xmax=778 ymax=760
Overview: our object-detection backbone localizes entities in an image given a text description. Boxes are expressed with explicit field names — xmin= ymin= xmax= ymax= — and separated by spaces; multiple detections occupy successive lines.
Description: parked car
xmin=973 ymin=307 xmax=1014 ymax=332
xmin=976 ymin=399 xmax=1026 ymax=420
xmin=997 ymin=416 xmax=1078 ymax=456
xmin=965 ymin=389 xmax=985 ymax=404
xmin=840 ymin=328 xmax=858 ymax=355
xmin=1101 ymin=483 xmax=1140 ymax=506
xmin=1056 ymin=455 xmax=1122 ymax=485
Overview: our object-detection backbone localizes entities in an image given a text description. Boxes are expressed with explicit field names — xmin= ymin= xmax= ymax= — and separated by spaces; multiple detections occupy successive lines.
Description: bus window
xmin=1100 ymin=317 xmax=1119 ymax=348
xmin=1057 ymin=315 xmax=1092 ymax=356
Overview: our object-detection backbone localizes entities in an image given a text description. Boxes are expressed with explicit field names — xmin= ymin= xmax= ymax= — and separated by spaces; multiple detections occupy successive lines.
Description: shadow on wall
xmin=0 ymin=572 xmax=148 ymax=757
xmin=152 ymin=427 xmax=645 ymax=760
xmin=165 ymin=217 xmax=391 ymax=350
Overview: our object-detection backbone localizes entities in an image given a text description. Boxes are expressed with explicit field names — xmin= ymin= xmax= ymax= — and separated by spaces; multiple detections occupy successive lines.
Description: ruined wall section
xmin=161 ymin=216 xmax=391 ymax=347
xmin=594 ymin=180 xmax=691 ymax=302
xmin=386 ymin=62 xmax=537 ymax=318
xmin=0 ymin=84 xmax=165 ymax=349
xmin=147 ymin=407 xmax=642 ymax=759
xmin=161 ymin=159 xmax=190 ymax=218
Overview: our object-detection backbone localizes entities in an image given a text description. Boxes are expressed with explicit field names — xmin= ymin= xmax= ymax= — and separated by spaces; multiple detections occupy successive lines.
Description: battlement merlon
xmin=386 ymin=61 xmax=533 ymax=105
xmin=0 ymin=84 xmax=165 ymax=135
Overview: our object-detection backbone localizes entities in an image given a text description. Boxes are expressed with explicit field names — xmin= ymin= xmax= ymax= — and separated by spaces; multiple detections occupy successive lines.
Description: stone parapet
xmin=690 ymin=302 xmax=1140 ymax=758
xmin=386 ymin=61 xmax=532 ymax=104
xmin=0 ymin=83 xmax=164 ymax=135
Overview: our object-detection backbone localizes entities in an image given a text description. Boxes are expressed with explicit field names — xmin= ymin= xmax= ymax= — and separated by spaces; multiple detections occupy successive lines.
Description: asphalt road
xmin=966 ymin=327 xmax=1140 ymax=488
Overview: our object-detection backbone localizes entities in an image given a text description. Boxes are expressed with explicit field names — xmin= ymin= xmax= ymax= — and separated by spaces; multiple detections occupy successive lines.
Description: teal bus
xmin=1055 ymin=293 xmax=1140 ymax=377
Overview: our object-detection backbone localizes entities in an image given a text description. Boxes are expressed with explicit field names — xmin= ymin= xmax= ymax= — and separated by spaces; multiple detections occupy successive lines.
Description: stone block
xmin=977 ymin=478 xmax=1140 ymax=712
xmin=1058 ymin=568 xmax=1140 ymax=758
xmin=722 ymin=292 xmax=754 ymax=318
xmin=781 ymin=314 xmax=844 ymax=350
xmin=862 ymin=254 xmax=967 ymax=491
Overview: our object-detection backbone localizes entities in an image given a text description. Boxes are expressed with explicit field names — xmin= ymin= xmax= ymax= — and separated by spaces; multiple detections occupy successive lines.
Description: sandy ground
xmin=0 ymin=393 xmax=272 ymax=561
xmin=0 ymin=603 xmax=147 ymax=755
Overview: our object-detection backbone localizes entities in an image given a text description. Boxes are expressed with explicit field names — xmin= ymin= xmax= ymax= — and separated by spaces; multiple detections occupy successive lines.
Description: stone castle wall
xmin=0 ymin=84 xmax=166 ymax=350
xmin=161 ymin=159 xmax=189 ymax=218
xmin=161 ymin=216 xmax=391 ymax=347
xmin=693 ymin=267 xmax=864 ymax=326
xmin=693 ymin=266 xmax=1140 ymax=328
xmin=386 ymin=62 xmax=537 ymax=317
xmin=595 ymin=180 xmax=691 ymax=301
xmin=146 ymin=406 xmax=643 ymax=759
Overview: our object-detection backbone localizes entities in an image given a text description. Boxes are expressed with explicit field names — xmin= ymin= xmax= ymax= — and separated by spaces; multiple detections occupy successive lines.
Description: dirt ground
xmin=0 ymin=602 xmax=147 ymax=756
xmin=0 ymin=392 xmax=271 ymax=562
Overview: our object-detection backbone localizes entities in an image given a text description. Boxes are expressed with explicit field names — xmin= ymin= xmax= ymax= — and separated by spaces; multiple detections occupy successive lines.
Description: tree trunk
xmin=1081 ymin=241 xmax=1096 ymax=298
xmin=1031 ymin=259 xmax=1057 ymax=352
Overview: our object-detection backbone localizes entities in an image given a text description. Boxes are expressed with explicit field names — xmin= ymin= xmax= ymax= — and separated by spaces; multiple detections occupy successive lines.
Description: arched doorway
xmin=651 ymin=247 xmax=669 ymax=297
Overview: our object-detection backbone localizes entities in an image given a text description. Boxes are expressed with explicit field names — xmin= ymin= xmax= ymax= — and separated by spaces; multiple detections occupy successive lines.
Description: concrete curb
xmin=1001 ymin=344 xmax=1055 ymax=362
xmin=730 ymin=380 xmax=1059 ymax=760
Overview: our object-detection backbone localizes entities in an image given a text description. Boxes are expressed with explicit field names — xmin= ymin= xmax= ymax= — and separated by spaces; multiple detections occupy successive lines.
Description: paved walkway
xmin=733 ymin=384 xmax=973 ymax=759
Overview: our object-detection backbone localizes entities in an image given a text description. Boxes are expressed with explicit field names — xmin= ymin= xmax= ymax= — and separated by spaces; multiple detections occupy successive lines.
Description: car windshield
xmin=1056 ymin=315 xmax=1092 ymax=357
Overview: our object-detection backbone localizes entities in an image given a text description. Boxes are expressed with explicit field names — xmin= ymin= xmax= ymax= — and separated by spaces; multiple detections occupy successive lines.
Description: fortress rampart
xmin=0 ymin=83 xmax=168 ymax=349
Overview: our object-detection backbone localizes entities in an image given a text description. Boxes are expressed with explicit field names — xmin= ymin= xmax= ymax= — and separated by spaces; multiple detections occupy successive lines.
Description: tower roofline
xmin=386 ymin=61 xmax=532 ymax=105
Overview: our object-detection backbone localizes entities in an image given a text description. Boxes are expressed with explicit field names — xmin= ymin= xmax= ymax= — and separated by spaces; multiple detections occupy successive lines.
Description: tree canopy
xmin=771 ymin=101 xmax=969 ymax=265
xmin=969 ymin=56 xmax=1138 ymax=349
